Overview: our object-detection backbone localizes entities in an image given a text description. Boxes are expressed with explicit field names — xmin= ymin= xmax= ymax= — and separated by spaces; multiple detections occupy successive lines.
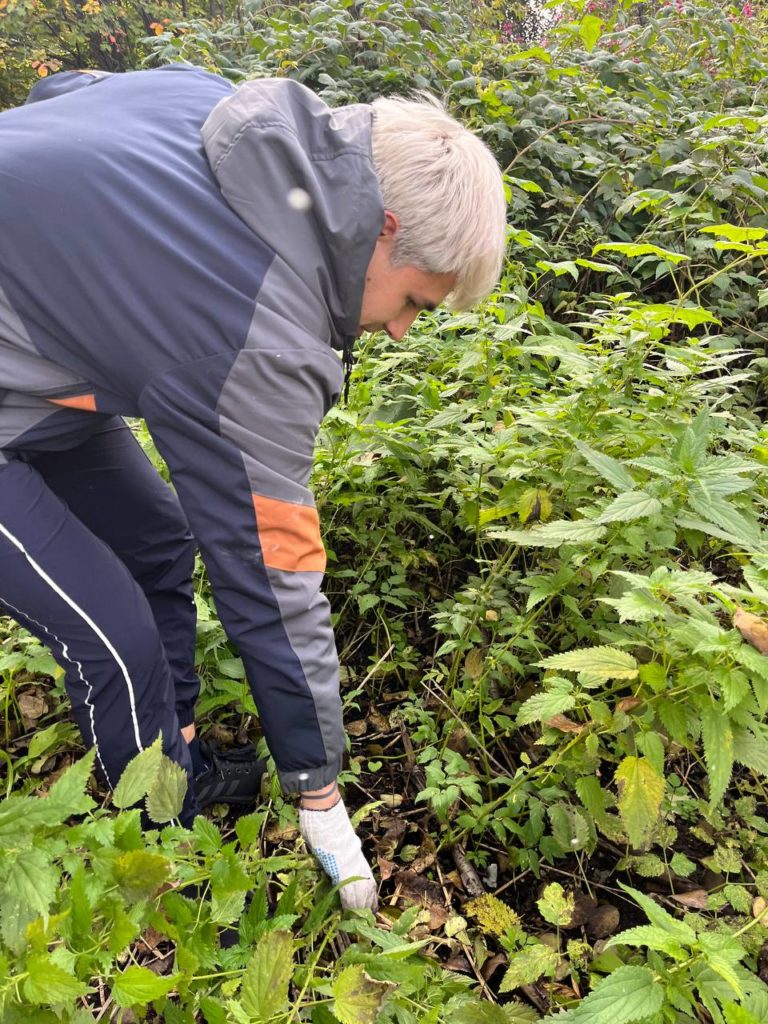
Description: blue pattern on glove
xmin=314 ymin=847 xmax=341 ymax=884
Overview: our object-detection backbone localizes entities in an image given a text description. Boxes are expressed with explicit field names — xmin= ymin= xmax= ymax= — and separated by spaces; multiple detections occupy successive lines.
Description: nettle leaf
xmin=596 ymin=492 xmax=662 ymax=525
xmin=548 ymin=803 xmax=591 ymax=853
xmin=6 ymin=846 xmax=59 ymax=920
xmin=606 ymin=924 xmax=688 ymax=959
xmin=734 ymin=727 xmax=768 ymax=778
xmin=23 ymin=953 xmax=89 ymax=1005
xmin=499 ymin=944 xmax=559 ymax=992
xmin=516 ymin=681 xmax=575 ymax=726
xmin=194 ymin=815 xmax=223 ymax=855
xmin=601 ymin=590 xmax=665 ymax=623
xmin=332 ymin=964 xmax=396 ymax=1024
xmin=112 ymin=736 xmax=163 ymax=809
xmin=488 ymin=519 xmax=606 ymax=547
xmin=44 ymin=746 xmax=97 ymax=820
xmin=537 ymin=646 xmax=638 ymax=681
xmin=541 ymin=965 xmax=663 ymax=1023
xmin=700 ymin=703 xmax=734 ymax=807
xmin=146 ymin=755 xmax=188 ymax=824
xmin=453 ymin=1001 xmax=538 ymax=1023
xmin=574 ymin=441 xmax=636 ymax=490
xmin=620 ymin=884 xmax=696 ymax=943
xmin=723 ymin=1002 xmax=761 ymax=1024
xmin=111 ymin=965 xmax=177 ymax=1008
xmin=593 ymin=242 xmax=689 ymax=264
xmin=615 ymin=757 xmax=664 ymax=850
xmin=240 ymin=930 xmax=294 ymax=1021
xmin=114 ymin=850 xmax=171 ymax=902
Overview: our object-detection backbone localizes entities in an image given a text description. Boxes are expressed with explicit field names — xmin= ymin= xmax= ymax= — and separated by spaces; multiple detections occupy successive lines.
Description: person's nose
xmin=384 ymin=308 xmax=419 ymax=341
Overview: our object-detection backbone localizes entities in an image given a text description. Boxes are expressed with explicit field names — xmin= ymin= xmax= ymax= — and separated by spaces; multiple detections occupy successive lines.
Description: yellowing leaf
xmin=464 ymin=647 xmax=484 ymax=679
xmin=466 ymin=893 xmax=522 ymax=937
xmin=332 ymin=964 xmax=395 ymax=1024
xmin=615 ymin=757 xmax=665 ymax=850
xmin=537 ymin=646 xmax=638 ymax=681
xmin=240 ymin=930 xmax=293 ymax=1021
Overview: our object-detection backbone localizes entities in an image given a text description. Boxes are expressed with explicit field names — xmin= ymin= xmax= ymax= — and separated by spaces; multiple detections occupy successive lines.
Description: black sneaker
xmin=193 ymin=739 xmax=267 ymax=809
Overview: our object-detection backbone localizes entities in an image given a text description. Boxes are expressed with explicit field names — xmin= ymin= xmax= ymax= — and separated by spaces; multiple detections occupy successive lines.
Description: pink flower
xmin=743 ymin=1 xmax=754 ymax=15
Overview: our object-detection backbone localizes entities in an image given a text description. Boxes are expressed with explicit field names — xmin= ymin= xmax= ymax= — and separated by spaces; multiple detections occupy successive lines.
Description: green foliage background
xmin=2 ymin=0 xmax=768 ymax=1020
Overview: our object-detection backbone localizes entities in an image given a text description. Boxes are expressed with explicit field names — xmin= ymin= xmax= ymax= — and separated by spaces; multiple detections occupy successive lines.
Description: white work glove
xmin=299 ymin=798 xmax=378 ymax=910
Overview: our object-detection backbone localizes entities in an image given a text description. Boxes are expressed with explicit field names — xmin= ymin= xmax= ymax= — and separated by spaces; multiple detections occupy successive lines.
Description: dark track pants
xmin=0 ymin=417 xmax=199 ymax=822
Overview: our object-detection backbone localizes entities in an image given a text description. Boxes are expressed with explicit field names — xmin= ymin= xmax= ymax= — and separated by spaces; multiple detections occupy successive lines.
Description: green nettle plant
xmin=2 ymin=0 xmax=768 ymax=1019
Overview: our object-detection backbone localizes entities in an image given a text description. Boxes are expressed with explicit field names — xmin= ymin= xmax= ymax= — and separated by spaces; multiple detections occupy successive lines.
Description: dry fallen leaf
xmin=753 ymin=896 xmax=768 ymax=920
xmin=368 ymin=708 xmax=390 ymax=732
xmin=733 ymin=608 xmax=768 ymax=655
xmin=545 ymin=714 xmax=584 ymax=734
xmin=616 ymin=697 xmax=642 ymax=713
xmin=346 ymin=719 xmax=368 ymax=737
xmin=670 ymin=889 xmax=708 ymax=910
xmin=464 ymin=648 xmax=484 ymax=680
xmin=18 ymin=690 xmax=47 ymax=723
xmin=377 ymin=856 xmax=396 ymax=881
xmin=411 ymin=835 xmax=437 ymax=875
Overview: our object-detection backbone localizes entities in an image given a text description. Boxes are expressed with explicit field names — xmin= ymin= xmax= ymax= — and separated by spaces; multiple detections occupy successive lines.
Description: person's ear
xmin=380 ymin=209 xmax=400 ymax=239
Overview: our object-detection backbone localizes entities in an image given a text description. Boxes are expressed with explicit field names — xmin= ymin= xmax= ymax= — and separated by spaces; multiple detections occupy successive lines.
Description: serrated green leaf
xmin=212 ymin=888 xmax=248 ymax=925
xmin=723 ymin=1002 xmax=761 ymax=1024
xmin=537 ymin=646 xmax=638 ymax=681
xmin=332 ymin=964 xmax=395 ymax=1024
xmin=670 ymin=852 xmax=696 ymax=878
xmin=675 ymin=514 xmax=764 ymax=552
xmin=701 ymin=703 xmax=734 ymax=807
xmin=516 ymin=684 xmax=575 ymax=726
xmin=734 ymin=727 xmax=768 ymax=778
xmin=619 ymin=884 xmax=696 ymax=943
xmin=194 ymin=816 xmax=223 ymax=855
xmin=5 ymin=846 xmax=59 ymax=920
xmin=146 ymin=755 xmax=188 ymax=823
xmin=615 ymin=757 xmax=664 ymax=850
xmin=540 ymin=965 xmax=663 ymax=1023
xmin=23 ymin=953 xmax=89 ymax=1004
xmin=114 ymin=850 xmax=171 ymax=902
xmin=605 ymin=924 xmax=688 ymax=958
xmin=596 ymin=491 xmax=662 ymax=524
xmin=112 ymin=736 xmax=163 ymax=809
xmin=488 ymin=519 xmax=606 ymax=547
xmin=44 ymin=747 xmax=97 ymax=821
xmin=499 ymin=944 xmax=559 ymax=991
xmin=240 ymin=930 xmax=294 ymax=1021
xmin=453 ymin=1002 xmax=538 ymax=1023
xmin=111 ymin=965 xmax=177 ymax=1008
xmin=593 ymin=242 xmax=689 ymax=264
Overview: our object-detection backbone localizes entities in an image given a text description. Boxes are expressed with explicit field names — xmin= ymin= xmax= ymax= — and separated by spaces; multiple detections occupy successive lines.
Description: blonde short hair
xmin=370 ymin=94 xmax=507 ymax=310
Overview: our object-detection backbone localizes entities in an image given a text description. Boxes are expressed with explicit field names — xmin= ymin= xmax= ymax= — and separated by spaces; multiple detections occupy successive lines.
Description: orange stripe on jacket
xmin=252 ymin=494 xmax=326 ymax=573
xmin=47 ymin=394 xmax=97 ymax=412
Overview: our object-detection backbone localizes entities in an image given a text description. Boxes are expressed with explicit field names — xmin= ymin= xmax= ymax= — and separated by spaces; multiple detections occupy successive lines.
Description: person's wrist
xmin=299 ymin=779 xmax=340 ymax=811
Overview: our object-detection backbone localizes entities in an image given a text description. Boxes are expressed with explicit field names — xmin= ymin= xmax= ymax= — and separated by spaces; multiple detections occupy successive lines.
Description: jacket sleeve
xmin=138 ymin=326 xmax=346 ymax=793
xmin=26 ymin=70 xmax=113 ymax=105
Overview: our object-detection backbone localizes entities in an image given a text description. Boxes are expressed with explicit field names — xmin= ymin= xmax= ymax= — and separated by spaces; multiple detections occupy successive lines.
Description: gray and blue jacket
xmin=0 ymin=66 xmax=384 ymax=791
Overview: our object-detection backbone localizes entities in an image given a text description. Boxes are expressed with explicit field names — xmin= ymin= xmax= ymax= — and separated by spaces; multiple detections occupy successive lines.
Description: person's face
xmin=357 ymin=211 xmax=456 ymax=341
